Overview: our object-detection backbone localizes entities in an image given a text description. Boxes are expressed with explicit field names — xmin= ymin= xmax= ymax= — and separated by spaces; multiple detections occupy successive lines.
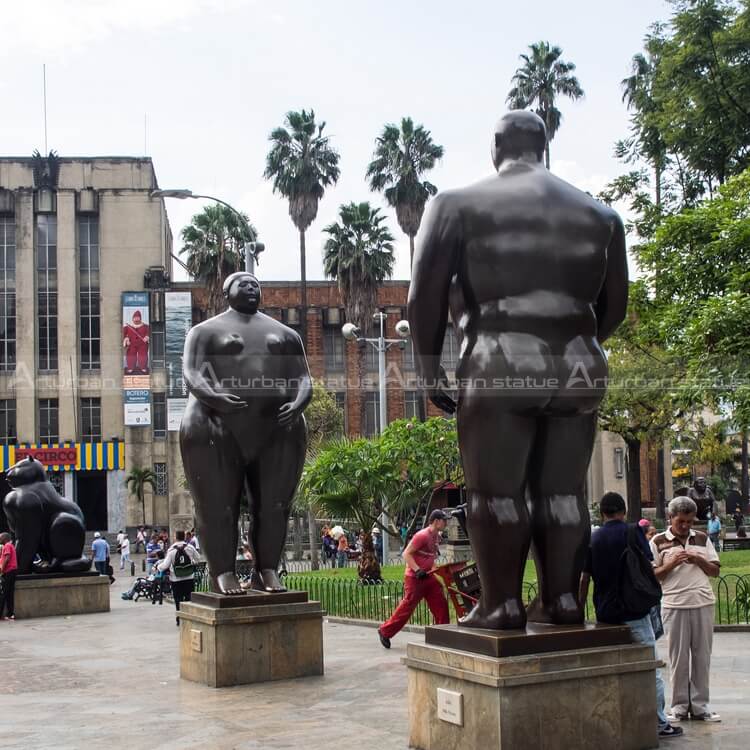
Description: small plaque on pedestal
xmin=179 ymin=590 xmax=324 ymax=688
xmin=404 ymin=624 xmax=660 ymax=750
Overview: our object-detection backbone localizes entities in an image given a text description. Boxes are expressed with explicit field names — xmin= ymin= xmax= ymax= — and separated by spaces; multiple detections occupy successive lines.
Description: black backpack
xmin=616 ymin=524 xmax=662 ymax=617
xmin=173 ymin=543 xmax=194 ymax=578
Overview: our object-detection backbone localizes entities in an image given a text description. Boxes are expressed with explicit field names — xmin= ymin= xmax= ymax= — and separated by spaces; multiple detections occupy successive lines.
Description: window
xmin=47 ymin=470 xmax=65 ymax=495
xmin=404 ymin=390 xmax=421 ymax=420
xmin=0 ymin=399 xmax=16 ymax=445
xmin=37 ymin=215 xmax=58 ymax=370
xmin=323 ymin=327 xmax=345 ymax=371
xmin=363 ymin=391 xmax=380 ymax=437
xmin=614 ymin=447 xmax=625 ymax=479
xmin=333 ymin=391 xmax=347 ymax=433
xmin=79 ymin=217 xmax=100 ymax=370
xmin=365 ymin=341 xmax=379 ymax=372
xmin=402 ymin=340 xmax=415 ymax=371
xmin=80 ymin=397 xmax=101 ymax=441
xmin=441 ymin=325 xmax=459 ymax=371
xmin=154 ymin=462 xmax=168 ymax=495
xmin=38 ymin=398 xmax=59 ymax=443
xmin=0 ymin=217 xmax=16 ymax=371
xmin=150 ymin=321 xmax=165 ymax=368
xmin=152 ymin=392 xmax=166 ymax=439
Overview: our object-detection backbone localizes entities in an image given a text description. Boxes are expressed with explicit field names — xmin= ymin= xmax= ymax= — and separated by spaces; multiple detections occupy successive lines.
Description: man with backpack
xmin=578 ymin=492 xmax=682 ymax=740
xmin=158 ymin=530 xmax=201 ymax=625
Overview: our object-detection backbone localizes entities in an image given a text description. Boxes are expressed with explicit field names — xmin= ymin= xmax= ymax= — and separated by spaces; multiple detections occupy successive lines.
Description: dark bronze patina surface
xmin=408 ymin=110 xmax=628 ymax=629
xmin=425 ymin=621 xmax=632 ymax=658
xmin=179 ymin=272 xmax=313 ymax=596
xmin=191 ymin=590 xmax=309 ymax=608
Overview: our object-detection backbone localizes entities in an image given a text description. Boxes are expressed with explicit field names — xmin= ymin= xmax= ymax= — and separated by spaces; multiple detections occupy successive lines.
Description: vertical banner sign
xmin=165 ymin=291 xmax=192 ymax=431
xmin=122 ymin=292 xmax=151 ymax=375
xmin=122 ymin=292 xmax=151 ymax=426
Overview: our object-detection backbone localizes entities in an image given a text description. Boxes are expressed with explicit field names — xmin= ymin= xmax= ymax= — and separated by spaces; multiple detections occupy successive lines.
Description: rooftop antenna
xmin=43 ymin=64 xmax=48 ymax=153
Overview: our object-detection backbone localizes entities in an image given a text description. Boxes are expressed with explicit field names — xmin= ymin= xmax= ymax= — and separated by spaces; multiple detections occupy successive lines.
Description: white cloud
xmin=0 ymin=0 xmax=254 ymax=56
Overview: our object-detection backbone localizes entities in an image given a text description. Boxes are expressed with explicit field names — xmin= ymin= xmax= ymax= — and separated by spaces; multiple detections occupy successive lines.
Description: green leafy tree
xmin=179 ymin=204 xmax=256 ymax=317
xmin=507 ymin=41 xmax=584 ymax=168
xmin=323 ymin=201 xmax=395 ymax=433
xmin=125 ymin=467 xmax=157 ymax=526
xmin=637 ymin=168 xmax=750 ymax=499
xmin=302 ymin=417 xmax=461 ymax=579
xmin=366 ymin=117 xmax=444 ymax=266
xmin=298 ymin=382 xmax=345 ymax=569
xmin=264 ymin=109 xmax=340 ymax=348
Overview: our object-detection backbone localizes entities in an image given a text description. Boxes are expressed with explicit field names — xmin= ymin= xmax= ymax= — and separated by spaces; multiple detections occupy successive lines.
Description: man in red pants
xmin=378 ymin=509 xmax=450 ymax=648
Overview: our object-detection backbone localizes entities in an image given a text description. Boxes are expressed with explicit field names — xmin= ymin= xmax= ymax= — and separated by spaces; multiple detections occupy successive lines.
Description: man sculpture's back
xmin=408 ymin=111 xmax=628 ymax=629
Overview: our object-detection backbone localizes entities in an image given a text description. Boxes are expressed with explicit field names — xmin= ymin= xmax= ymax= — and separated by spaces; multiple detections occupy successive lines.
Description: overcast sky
xmin=1 ymin=0 xmax=672 ymax=281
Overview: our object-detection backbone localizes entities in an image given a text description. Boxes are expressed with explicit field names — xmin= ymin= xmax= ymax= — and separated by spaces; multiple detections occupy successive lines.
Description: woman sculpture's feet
xmin=526 ymin=593 xmax=583 ymax=625
xmin=259 ymin=568 xmax=287 ymax=592
xmin=459 ymin=598 xmax=527 ymax=630
xmin=215 ymin=571 xmax=244 ymax=595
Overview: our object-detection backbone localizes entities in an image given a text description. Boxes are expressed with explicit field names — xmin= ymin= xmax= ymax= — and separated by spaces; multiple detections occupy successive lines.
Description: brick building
xmin=183 ymin=279 xmax=453 ymax=435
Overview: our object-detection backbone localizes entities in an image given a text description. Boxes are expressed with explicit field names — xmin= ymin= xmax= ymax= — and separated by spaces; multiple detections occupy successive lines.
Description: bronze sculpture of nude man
xmin=408 ymin=111 xmax=628 ymax=629
xmin=180 ymin=272 xmax=312 ymax=595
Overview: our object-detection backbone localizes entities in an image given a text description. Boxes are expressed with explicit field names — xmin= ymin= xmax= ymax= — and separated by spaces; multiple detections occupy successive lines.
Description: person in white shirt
xmin=651 ymin=497 xmax=721 ymax=723
xmin=157 ymin=530 xmax=201 ymax=625
xmin=119 ymin=535 xmax=131 ymax=571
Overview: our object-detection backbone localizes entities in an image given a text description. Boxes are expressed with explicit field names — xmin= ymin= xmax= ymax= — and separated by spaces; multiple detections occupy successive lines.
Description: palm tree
xmin=125 ymin=467 xmax=157 ymax=526
xmin=366 ymin=118 xmax=444 ymax=268
xmin=264 ymin=109 xmax=340 ymax=348
xmin=507 ymin=41 xmax=584 ymax=168
xmin=179 ymin=204 xmax=256 ymax=317
xmin=323 ymin=202 xmax=395 ymax=434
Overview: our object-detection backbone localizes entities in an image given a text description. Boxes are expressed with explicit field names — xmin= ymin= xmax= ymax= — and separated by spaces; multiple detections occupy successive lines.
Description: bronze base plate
xmin=425 ymin=621 xmax=632 ymax=658
xmin=190 ymin=590 xmax=309 ymax=608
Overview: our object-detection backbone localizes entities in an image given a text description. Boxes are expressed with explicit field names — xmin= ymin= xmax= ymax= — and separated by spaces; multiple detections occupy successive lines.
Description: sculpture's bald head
xmin=491 ymin=111 xmax=547 ymax=169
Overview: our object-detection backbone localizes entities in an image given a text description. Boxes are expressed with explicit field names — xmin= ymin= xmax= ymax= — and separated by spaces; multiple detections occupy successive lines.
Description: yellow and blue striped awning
xmin=0 ymin=441 xmax=126 ymax=473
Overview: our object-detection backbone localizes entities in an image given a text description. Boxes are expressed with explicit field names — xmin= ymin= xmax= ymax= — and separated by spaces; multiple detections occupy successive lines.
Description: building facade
xmin=0 ymin=154 xmax=191 ymax=533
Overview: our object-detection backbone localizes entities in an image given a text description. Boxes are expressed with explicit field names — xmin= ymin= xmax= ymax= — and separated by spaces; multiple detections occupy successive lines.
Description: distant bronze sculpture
xmin=408 ymin=111 xmax=628 ymax=629
xmin=180 ymin=272 xmax=312 ymax=595
xmin=3 ymin=457 xmax=91 ymax=573
xmin=688 ymin=477 xmax=716 ymax=522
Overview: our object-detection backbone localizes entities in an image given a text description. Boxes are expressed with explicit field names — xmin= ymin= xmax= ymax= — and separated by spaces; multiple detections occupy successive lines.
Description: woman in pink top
xmin=0 ymin=532 xmax=18 ymax=620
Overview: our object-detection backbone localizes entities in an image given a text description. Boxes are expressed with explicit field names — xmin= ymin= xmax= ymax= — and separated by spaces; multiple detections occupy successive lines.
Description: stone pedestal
xmin=404 ymin=624 xmax=660 ymax=750
xmin=179 ymin=590 xmax=325 ymax=688
xmin=15 ymin=573 xmax=110 ymax=618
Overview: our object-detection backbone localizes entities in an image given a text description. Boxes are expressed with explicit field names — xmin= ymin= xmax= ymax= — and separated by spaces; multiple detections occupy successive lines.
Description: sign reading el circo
xmin=15 ymin=446 xmax=79 ymax=466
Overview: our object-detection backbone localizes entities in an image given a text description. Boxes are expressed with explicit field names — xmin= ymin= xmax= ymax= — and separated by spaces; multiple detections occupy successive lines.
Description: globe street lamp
xmin=343 ymin=312 xmax=410 ymax=564
xmin=149 ymin=189 xmax=264 ymax=273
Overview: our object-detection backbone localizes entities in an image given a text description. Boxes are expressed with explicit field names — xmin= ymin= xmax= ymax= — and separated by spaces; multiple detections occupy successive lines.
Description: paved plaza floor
xmin=1 ymin=571 xmax=749 ymax=749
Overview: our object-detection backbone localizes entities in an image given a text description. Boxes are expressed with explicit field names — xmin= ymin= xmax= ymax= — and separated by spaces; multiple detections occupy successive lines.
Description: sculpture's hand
xmin=202 ymin=393 xmax=248 ymax=414
xmin=277 ymin=401 xmax=301 ymax=428
xmin=427 ymin=365 xmax=456 ymax=414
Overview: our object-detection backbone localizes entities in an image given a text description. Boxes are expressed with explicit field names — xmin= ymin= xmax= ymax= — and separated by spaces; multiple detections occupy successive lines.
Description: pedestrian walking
xmin=652 ymin=497 xmax=722 ymax=723
xmin=707 ymin=513 xmax=721 ymax=551
xmin=91 ymin=532 xmax=110 ymax=576
xmin=579 ymin=493 xmax=682 ymax=739
xmin=119 ymin=534 xmax=131 ymax=571
xmin=378 ymin=510 xmax=450 ymax=648
xmin=0 ymin=532 xmax=18 ymax=621
xmin=135 ymin=527 xmax=146 ymax=554
xmin=336 ymin=534 xmax=349 ymax=568
xmin=158 ymin=530 xmax=201 ymax=626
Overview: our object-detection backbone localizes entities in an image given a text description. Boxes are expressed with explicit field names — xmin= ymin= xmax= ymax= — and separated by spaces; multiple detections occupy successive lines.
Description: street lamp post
xmin=342 ymin=312 xmax=410 ymax=563
xmin=149 ymin=189 xmax=264 ymax=273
